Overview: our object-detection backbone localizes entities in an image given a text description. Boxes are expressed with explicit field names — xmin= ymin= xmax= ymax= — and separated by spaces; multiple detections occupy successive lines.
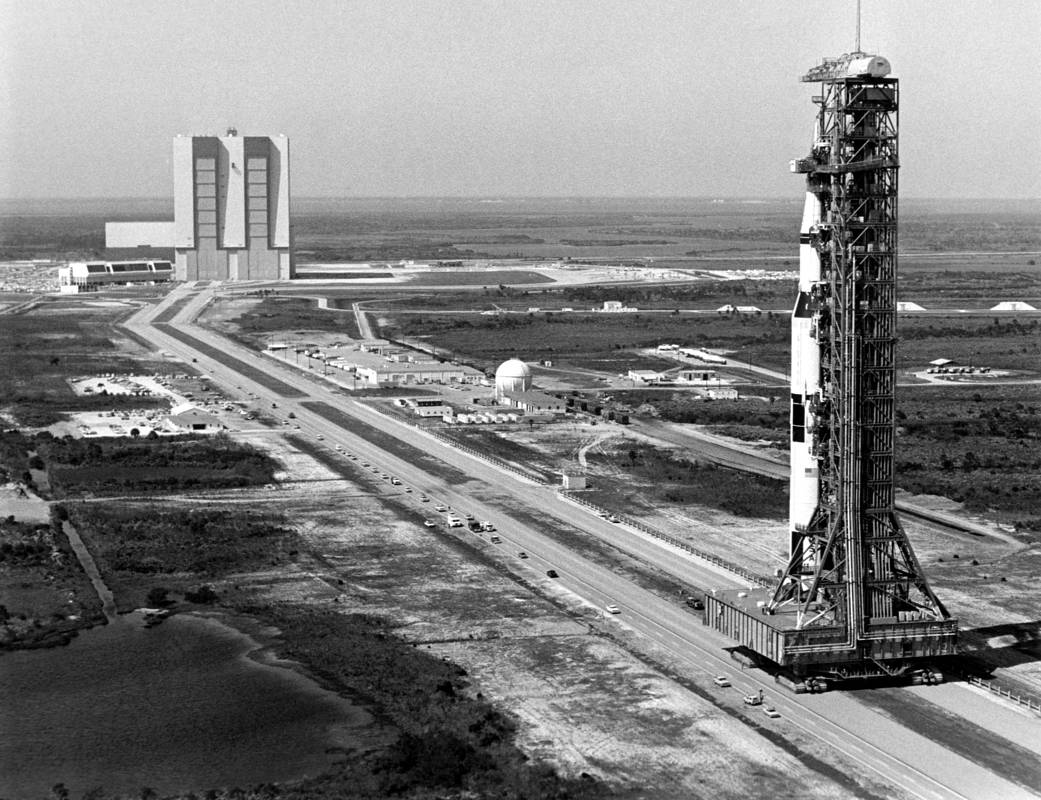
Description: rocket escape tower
xmin=704 ymin=52 xmax=957 ymax=688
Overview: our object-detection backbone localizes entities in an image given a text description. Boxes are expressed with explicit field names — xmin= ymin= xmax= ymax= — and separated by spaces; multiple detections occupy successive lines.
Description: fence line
xmin=558 ymin=490 xmax=771 ymax=588
xmin=966 ymin=676 xmax=1041 ymax=714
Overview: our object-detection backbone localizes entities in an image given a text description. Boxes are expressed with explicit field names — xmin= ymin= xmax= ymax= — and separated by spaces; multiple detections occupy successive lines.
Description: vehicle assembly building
xmin=704 ymin=52 xmax=957 ymax=689
xmin=106 ymin=130 xmax=292 ymax=282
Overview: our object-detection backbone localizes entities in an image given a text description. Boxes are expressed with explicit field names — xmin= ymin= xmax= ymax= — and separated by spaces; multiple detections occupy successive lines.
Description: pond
xmin=0 ymin=612 xmax=375 ymax=799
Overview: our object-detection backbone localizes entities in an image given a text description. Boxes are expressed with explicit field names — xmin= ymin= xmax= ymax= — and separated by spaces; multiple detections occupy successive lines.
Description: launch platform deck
xmin=704 ymin=589 xmax=958 ymax=676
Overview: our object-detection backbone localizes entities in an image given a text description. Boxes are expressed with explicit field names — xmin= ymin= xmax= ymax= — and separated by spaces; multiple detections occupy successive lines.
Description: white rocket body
xmin=789 ymin=190 xmax=822 ymax=538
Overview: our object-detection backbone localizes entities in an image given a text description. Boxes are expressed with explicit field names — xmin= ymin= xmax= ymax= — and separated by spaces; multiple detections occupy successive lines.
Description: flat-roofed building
xmin=356 ymin=362 xmax=468 ymax=387
xmin=501 ymin=391 xmax=566 ymax=415
xmin=628 ymin=369 xmax=664 ymax=384
xmin=403 ymin=396 xmax=452 ymax=417
xmin=678 ymin=368 xmax=718 ymax=383
xmin=105 ymin=129 xmax=292 ymax=282
xmin=58 ymin=260 xmax=174 ymax=292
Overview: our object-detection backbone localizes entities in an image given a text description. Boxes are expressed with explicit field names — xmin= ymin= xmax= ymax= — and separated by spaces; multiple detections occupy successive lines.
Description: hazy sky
xmin=2 ymin=1 xmax=1039 ymax=199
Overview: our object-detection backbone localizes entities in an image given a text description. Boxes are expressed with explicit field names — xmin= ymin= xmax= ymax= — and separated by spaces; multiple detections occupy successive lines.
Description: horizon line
xmin=2 ymin=195 xmax=1040 ymax=203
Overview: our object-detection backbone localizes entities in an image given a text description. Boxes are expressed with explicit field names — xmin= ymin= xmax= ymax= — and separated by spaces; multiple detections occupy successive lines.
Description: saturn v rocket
xmin=789 ymin=188 xmax=823 ymax=544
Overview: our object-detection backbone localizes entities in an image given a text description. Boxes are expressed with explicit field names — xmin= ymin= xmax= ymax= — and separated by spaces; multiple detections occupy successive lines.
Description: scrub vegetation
xmin=586 ymin=442 xmax=788 ymax=520
xmin=216 ymin=295 xmax=363 ymax=341
xmin=206 ymin=604 xmax=605 ymax=800
xmin=66 ymin=503 xmax=299 ymax=610
xmin=894 ymin=385 xmax=1041 ymax=530
xmin=388 ymin=309 xmax=792 ymax=374
xmin=0 ymin=510 xmax=104 ymax=648
xmin=0 ymin=308 xmax=169 ymax=426
xmin=18 ymin=432 xmax=279 ymax=498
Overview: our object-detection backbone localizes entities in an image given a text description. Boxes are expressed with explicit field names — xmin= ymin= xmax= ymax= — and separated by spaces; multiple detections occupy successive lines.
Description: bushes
xmin=69 ymin=505 xmax=298 ymax=577
xmin=241 ymin=606 xmax=600 ymax=800
xmin=615 ymin=444 xmax=788 ymax=519
xmin=37 ymin=433 xmax=279 ymax=496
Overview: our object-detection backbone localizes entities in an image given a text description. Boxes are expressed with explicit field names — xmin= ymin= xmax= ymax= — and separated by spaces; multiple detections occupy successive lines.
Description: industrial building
xmin=58 ymin=260 xmax=173 ymax=292
xmin=499 ymin=391 xmax=566 ymax=415
xmin=704 ymin=51 xmax=956 ymax=689
xmin=400 ymin=396 xmax=452 ymax=417
xmin=106 ymin=130 xmax=292 ymax=282
xmin=354 ymin=362 xmax=469 ymax=387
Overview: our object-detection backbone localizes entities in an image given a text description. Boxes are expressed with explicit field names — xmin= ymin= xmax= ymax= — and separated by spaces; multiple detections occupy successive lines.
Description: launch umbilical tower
xmin=704 ymin=53 xmax=957 ymax=687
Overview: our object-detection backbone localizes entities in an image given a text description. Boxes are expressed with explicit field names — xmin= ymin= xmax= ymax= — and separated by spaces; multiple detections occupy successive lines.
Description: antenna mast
xmin=856 ymin=0 xmax=862 ymax=52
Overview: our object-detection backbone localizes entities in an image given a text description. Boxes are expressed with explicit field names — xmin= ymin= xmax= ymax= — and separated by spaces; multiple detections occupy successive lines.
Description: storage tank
xmin=495 ymin=358 xmax=532 ymax=398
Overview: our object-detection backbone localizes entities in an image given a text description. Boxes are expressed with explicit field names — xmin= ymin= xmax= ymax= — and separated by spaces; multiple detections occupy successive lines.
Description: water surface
xmin=0 ymin=613 xmax=373 ymax=799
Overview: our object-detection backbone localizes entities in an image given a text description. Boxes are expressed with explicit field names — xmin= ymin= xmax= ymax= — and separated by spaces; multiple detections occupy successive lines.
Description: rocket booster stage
xmin=789 ymin=191 xmax=822 ymax=538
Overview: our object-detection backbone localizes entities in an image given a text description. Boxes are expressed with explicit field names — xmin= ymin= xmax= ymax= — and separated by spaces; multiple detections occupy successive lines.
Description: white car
xmin=605 ymin=604 xmax=621 ymax=615
xmin=763 ymin=706 xmax=781 ymax=719
xmin=713 ymin=675 xmax=731 ymax=688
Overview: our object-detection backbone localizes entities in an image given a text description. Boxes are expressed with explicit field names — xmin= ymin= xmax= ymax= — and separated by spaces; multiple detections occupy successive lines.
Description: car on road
xmin=464 ymin=513 xmax=475 ymax=521
xmin=419 ymin=496 xmax=430 ymax=502
xmin=546 ymin=569 xmax=559 ymax=578
xmin=605 ymin=604 xmax=621 ymax=614
xmin=435 ymin=504 xmax=448 ymax=512
xmin=713 ymin=675 xmax=731 ymax=688
xmin=490 ymin=536 xmax=501 ymax=544
xmin=607 ymin=515 xmax=621 ymax=523
xmin=316 ymin=434 xmax=324 ymax=440
xmin=763 ymin=706 xmax=781 ymax=719
xmin=404 ymin=487 xmax=412 ymax=493
xmin=468 ymin=520 xmax=483 ymax=532
xmin=518 ymin=551 xmax=528 ymax=559
xmin=481 ymin=522 xmax=495 ymax=531
xmin=423 ymin=520 xmax=437 ymax=528
xmin=390 ymin=478 xmax=401 ymax=485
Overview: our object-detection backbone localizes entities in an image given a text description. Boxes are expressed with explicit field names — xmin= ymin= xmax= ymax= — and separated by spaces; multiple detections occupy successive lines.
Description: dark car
xmin=546 ymin=569 xmax=559 ymax=578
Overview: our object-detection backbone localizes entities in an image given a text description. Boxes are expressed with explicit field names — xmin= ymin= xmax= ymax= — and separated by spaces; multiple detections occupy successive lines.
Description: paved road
xmin=123 ymin=285 xmax=1041 ymax=800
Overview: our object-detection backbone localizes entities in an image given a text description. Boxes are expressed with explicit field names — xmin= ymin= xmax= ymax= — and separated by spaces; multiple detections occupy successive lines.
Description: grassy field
xmin=0 ymin=304 xmax=170 ymax=426
xmin=386 ymin=310 xmax=792 ymax=374
xmin=214 ymin=295 xmax=363 ymax=340
xmin=895 ymin=384 xmax=1041 ymax=529
xmin=584 ymin=441 xmax=788 ymax=520
xmin=900 ymin=314 xmax=1041 ymax=371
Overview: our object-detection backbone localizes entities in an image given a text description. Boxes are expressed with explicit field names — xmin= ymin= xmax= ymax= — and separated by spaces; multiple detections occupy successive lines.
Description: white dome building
xmin=495 ymin=358 xmax=532 ymax=400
